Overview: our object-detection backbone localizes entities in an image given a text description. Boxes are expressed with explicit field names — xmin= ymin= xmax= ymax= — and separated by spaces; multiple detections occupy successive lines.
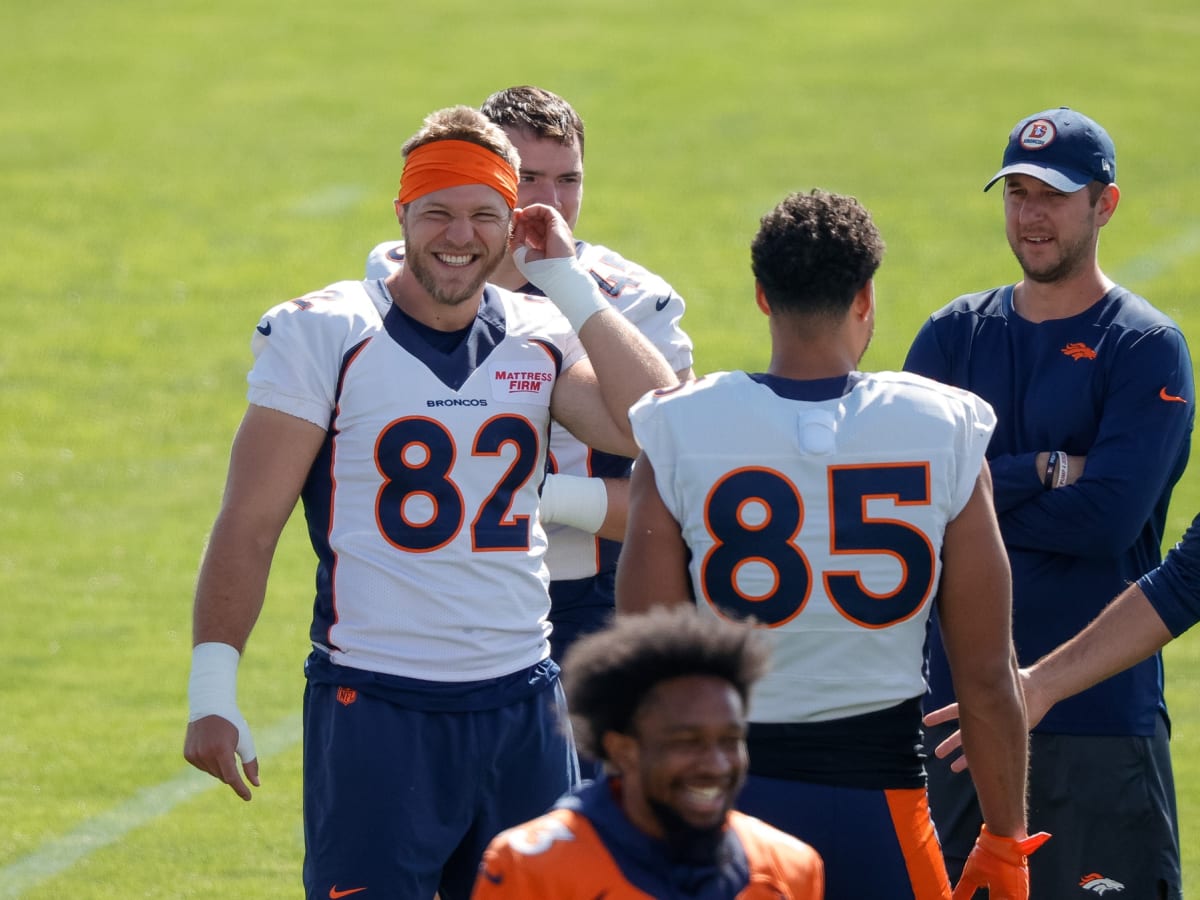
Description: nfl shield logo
xmin=336 ymin=686 xmax=358 ymax=707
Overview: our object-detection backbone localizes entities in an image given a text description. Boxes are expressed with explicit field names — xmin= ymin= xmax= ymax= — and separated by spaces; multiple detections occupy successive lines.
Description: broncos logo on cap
xmin=1019 ymin=120 xmax=1057 ymax=149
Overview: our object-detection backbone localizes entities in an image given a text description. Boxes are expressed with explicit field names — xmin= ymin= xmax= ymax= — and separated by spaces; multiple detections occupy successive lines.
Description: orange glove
xmin=952 ymin=826 xmax=1051 ymax=900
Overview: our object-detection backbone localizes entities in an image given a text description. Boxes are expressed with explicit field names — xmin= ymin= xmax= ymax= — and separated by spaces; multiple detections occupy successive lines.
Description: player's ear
xmin=754 ymin=281 xmax=771 ymax=316
xmin=393 ymin=198 xmax=404 ymax=224
xmin=602 ymin=730 xmax=638 ymax=773
xmin=852 ymin=280 xmax=875 ymax=322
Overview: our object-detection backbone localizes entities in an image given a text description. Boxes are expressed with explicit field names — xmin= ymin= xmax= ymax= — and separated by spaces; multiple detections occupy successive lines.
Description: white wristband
xmin=540 ymin=473 xmax=609 ymax=534
xmin=188 ymin=642 xmax=257 ymax=764
xmin=513 ymin=247 xmax=610 ymax=332
xmin=1054 ymin=451 xmax=1070 ymax=488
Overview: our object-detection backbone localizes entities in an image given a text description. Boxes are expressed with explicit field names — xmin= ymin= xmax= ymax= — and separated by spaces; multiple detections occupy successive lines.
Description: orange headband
xmin=398 ymin=139 xmax=519 ymax=208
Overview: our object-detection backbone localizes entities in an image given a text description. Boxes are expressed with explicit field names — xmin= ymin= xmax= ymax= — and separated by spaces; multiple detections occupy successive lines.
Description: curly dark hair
xmin=480 ymin=85 xmax=586 ymax=159
xmin=562 ymin=606 xmax=770 ymax=763
xmin=750 ymin=189 xmax=885 ymax=319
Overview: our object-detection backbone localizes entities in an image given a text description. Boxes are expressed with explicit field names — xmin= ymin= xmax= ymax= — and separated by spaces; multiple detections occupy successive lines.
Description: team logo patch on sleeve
xmin=490 ymin=361 xmax=555 ymax=404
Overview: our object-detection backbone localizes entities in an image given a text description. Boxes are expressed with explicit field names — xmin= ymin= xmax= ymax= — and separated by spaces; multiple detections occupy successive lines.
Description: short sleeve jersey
xmin=629 ymin=371 xmax=995 ymax=723
xmin=365 ymin=239 xmax=694 ymax=581
xmin=247 ymin=278 xmax=585 ymax=681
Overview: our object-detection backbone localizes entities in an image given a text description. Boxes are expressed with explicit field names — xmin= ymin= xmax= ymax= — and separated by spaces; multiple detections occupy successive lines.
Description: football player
xmin=473 ymin=606 xmax=824 ymax=899
xmin=366 ymin=87 xmax=694 ymax=689
xmin=184 ymin=105 xmax=678 ymax=900
xmin=617 ymin=189 xmax=1046 ymax=899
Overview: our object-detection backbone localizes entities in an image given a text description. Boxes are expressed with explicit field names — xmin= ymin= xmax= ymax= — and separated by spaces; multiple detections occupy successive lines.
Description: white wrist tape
xmin=540 ymin=473 xmax=609 ymax=534
xmin=513 ymin=247 xmax=610 ymax=332
xmin=188 ymin=642 xmax=257 ymax=764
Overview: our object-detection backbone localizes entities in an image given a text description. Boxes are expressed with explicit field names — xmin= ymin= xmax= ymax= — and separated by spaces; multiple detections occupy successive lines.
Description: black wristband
xmin=1044 ymin=451 xmax=1059 ymax=490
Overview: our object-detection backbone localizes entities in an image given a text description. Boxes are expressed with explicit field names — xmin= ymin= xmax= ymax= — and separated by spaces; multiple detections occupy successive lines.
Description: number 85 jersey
xmin=247 ymin=279 xmax=584 ymax=682
xmin=629 ymin=370 xmax=996 ymax=723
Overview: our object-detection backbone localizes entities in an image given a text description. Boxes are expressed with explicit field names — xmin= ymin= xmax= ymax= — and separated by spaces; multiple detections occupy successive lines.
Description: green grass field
xmin=2 ymin=0 xmax=1198 ymax=895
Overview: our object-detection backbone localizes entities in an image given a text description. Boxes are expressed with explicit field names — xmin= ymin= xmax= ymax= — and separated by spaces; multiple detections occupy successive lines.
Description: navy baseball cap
xmin=984 ymin=107 xmax=1116 ymax=192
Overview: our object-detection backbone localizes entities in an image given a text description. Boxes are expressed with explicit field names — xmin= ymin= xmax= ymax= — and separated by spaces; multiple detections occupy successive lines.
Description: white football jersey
xmin=630 ymin=370 xmax=995 ymax=723
xmin=365 ymin=239 xmax=694 ymax=580
xmin=248 ymin=278 xmax=585 ymax=681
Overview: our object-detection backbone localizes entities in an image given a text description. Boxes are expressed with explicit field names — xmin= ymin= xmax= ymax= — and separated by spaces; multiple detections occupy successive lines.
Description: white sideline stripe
xmin=0 ymin=714 xmax=301 ymax=899
xmin=1114 ymin=224 xmax=1200 ymax=287
xmin=287 ymin=184 xmax=367 ymax=216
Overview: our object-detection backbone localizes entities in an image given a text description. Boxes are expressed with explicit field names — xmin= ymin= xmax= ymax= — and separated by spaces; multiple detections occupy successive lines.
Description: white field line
xmin=1113 ymin=224 xmax=1200 ymax=291
xmin=0 ymin=714 xmax=301 ymax=899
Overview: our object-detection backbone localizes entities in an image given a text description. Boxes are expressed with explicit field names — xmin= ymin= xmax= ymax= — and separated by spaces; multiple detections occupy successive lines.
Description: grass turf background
xmin=2 ymin=0 xmax=1198 ymax=895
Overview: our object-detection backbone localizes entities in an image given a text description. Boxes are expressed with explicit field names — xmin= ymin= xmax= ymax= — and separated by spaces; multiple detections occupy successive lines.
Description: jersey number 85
xmin=701 ymin=463 xmax=936 ymax=629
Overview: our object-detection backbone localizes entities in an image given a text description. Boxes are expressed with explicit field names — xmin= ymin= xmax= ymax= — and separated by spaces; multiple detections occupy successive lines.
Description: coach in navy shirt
xmin=906 ymin=106 xmax=1191 ymax=899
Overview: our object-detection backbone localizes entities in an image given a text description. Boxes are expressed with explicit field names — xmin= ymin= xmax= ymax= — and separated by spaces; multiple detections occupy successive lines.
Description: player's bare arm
xmin=592 ymin=476 xmax=631 ymax=541
xmin=184 ymin=404 xmax=326 ymax=801
xmin=1025 ymin=584 xmax=1171 ymax=727
xmin=936 ymin=463 xmax=1030 ymax=840
xmin=926 ymin=564 xmax=1176 ymax=773
xmin=614 ymin=454 xmax=695 ymax=614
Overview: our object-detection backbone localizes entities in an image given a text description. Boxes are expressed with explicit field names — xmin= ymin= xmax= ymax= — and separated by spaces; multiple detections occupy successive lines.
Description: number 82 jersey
xmin=247 ymin=279 xmax=585 ymax=683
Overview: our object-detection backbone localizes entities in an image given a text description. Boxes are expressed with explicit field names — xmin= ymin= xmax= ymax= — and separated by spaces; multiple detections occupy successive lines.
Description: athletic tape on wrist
xmin=540 ymin=473 xmax=609 ymax=534
xmin=188 ymin=642 xmax=257 ymax=763
xmin=513 ymin=247 xmax=610 ymax=332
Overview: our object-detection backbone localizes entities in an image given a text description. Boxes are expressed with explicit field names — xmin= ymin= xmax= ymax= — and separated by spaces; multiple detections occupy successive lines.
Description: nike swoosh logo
xmin=329 ymin=887 xmax=367 ymax=898
xmin=1160 ymin=387 xmax=1188 ymax=403
xmin=654 ymin=296 xmax=670 ymax=311
xmin=482 ymin=867 xmax=504 ymax=885
xmin=256 ymin=322 xmax=272 ymax=336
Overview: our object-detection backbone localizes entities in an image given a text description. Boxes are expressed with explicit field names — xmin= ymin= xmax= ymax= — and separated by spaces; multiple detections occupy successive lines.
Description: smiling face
xmin=397 ymin=182 xmax=512 ymax=309
xmin=1002 ymin=173 xmax=1104 ymax=285
xmin=606 ymin=674 xmax=748 ymax=839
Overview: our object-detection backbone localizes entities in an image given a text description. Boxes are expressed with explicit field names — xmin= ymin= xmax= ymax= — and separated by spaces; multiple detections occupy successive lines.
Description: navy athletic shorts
xmin=301 ymin=664 xmax=579 ymax=900
xmin=926 ymin=715 xmax=1181 ymax=899
xmin=738 ymin=775 xmax=951 ymax=899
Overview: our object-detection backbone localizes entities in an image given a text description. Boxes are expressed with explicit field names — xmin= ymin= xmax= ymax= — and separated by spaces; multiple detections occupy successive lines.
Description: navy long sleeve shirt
xmin=905 ymin=284 xmax=1193 ymax=735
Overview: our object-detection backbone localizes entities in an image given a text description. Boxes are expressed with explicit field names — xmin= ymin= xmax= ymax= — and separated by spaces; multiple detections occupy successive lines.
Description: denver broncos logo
xmin=1019 ymin=119 xmax=1057 ymax=149
xmin=1061 ymin=342 xmax=1097 ymax=360
xmin=1080 ymin=873 xmax=1125 ymax=894
xmin=509 ymin=818 xmax=576 ymax=856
